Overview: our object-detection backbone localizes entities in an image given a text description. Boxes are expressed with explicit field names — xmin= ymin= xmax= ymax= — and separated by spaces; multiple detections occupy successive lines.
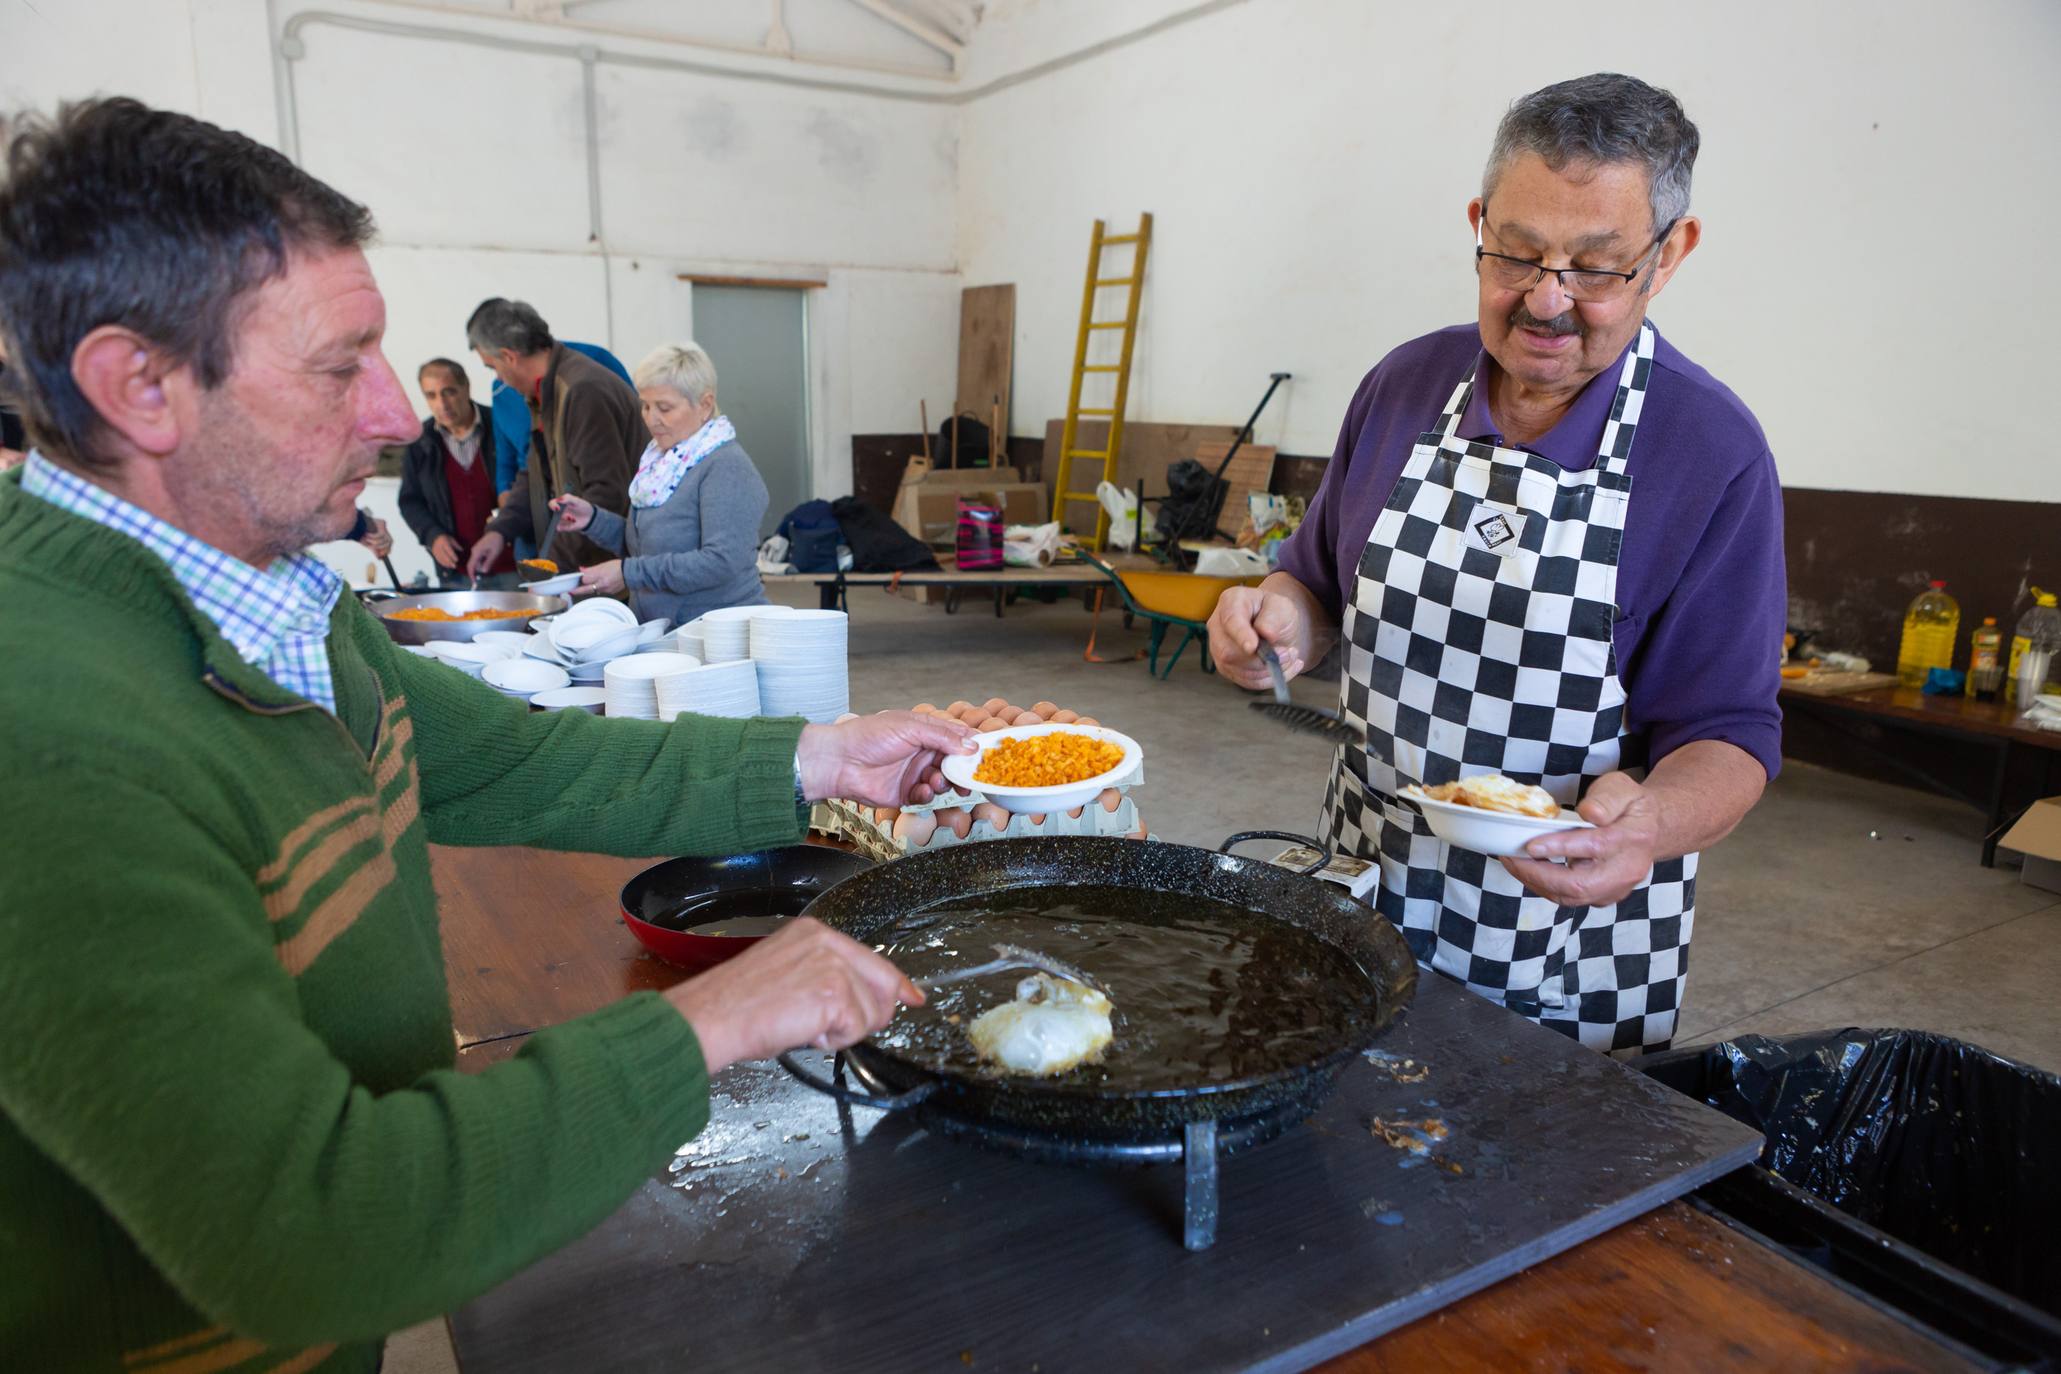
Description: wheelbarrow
xmin=1082 ymin=554 xmax=1263 ymax=679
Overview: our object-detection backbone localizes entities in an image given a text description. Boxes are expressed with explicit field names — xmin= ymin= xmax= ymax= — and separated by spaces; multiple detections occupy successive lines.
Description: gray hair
xmin=1483 ymin=73 xmax=1699 ymax=234
xmin=465 ymin=297 xmax=553 ymax=356
xmin=633 ymin=341 xmax=717 ymax=407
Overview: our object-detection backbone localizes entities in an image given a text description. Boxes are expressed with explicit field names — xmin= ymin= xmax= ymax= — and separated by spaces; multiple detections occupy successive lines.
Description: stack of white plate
xmin=530 ymin=685 xmax=607 ymax=715
xmin=697 ymin=604 xmax=796 ymax=663
xmin=673 ymin=623 xmax=706 ymax=661
xmin=603 ymin=652 xmax=700 ymax=720
xmin=428 ymin=641 xmax=517 ymax=677
xmin=653 ymin=660 xmax=761 ymax=721
xmin=482 ymin=658 xmax=572 ymax=702
xmin=749 ymin=609 xmax=850 ymax=722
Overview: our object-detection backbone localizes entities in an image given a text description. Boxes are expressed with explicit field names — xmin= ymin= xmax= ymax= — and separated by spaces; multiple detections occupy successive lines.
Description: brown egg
xmin=1098 ymin=787 xmax=1123 ymax=812
xmin=1075 ymin=716 xmax=1099 ymax=728
xmin=946 ymin=700 xmax=974 ymax=717
xmin=1002 ymin=707 xmax=1033 ymax=726
xmin=892 ymin=810 xmax=939 ymax=848
xmin=912 ymin=703 xmax=937 ymax=715
xmin=938 ymin=807 xmax=973 ymax=839
xmin=972 ymin=802 xmax=1011 ymax=832
xmin=980 ymin=716 xmax=1011 ymax=733
xmin=873 ymin=805 xmax=898 ymax=826
xmin=1030 ymin=701 xmax=1058 ymax=719
xmin=1050 ymin=709 xmax=1079 ymax=724
xmin=1064 ymin=807 xmax=1083 ymax=820
xmin=981 ymin=696 xmax=1010 ymax=716
xmin=1027 ymin=813 xmax=1048 ymax=826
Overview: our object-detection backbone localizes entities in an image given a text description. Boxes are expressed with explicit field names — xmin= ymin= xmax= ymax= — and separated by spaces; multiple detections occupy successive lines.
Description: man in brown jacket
xmin=464 ymin=298 xmax=646 ymax=577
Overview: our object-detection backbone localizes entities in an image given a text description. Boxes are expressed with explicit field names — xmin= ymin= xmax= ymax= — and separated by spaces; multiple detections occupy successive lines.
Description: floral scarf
xmin=627 ymin=414 xmax=737 ymax=509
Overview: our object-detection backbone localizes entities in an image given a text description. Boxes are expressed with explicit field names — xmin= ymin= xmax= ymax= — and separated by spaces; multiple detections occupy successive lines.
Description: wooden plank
xmin=1194 ymin=439 xmax=1277 ymax=539
xmin=1045 ymin=418 xmax=1241 ymax=536
xmin=1325 ymin=1200 xmax=1979 ymax=1374
xmin=953 ymin=284 xmax=1014 ymax=436
xmin=430 ymin=845 xmax=679 ymax=1048
xmin=676 ymin=272 xmax=826 ymax=290
xmin=1780 ymin=669 xmax=1901 ymax=697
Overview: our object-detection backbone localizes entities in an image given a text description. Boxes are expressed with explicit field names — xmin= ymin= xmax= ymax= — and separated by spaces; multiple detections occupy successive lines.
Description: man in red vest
xmin=397 ymin=358 xmax=514 ymax=587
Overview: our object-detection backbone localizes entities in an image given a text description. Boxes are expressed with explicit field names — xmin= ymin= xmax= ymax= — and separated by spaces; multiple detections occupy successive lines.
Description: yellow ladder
xmin=1052 ymin=213 xmax=1152 ymax=550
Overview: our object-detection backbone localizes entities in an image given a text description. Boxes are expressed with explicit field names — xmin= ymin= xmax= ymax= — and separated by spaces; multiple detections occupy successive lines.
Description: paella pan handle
xmin=777 ymin=1051 xmax=938 ymax=1111
xmin=1219 ymin=830 xmax=1332 ymax=876
xmin=357 ymin=588 xmax=402 ymax=603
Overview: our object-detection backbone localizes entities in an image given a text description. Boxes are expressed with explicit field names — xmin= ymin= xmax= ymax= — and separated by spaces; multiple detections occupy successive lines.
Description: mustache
xmin=1509 ymin=303 xmax=1584 ymax=337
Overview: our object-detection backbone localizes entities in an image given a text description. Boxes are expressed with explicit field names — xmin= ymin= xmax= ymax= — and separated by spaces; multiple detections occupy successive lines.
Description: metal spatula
xmin=1250 ymin=644 xmax=1367 ymax=747
xmin=916 ymin=943 xmax=1107 ymax=997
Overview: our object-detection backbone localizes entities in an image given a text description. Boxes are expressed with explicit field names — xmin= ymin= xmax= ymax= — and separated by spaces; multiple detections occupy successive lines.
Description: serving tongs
xmin=1250 ymin=644 xmax=1366 ymax=747
xmin=915 ymin=943 xmax=1108 ymax=998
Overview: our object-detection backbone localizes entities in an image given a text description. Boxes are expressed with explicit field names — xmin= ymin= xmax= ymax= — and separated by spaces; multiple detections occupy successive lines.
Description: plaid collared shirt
xmin=22 ymin=452 xmax=344 ymax=713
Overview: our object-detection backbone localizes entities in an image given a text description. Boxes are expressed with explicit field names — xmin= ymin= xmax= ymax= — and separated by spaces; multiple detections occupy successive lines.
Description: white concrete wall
xmin=0 ymin=0 xmax=964 ymax=555
xmin=956 ymin=0 xmax=2061 ymax=502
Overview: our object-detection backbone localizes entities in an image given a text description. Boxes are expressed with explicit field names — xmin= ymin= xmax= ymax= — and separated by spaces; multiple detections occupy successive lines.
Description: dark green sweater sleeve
xmin=388 ymin=632 xmax=807 ymax=856
xmin=0 ymin=770 xmax=712 ymax=1346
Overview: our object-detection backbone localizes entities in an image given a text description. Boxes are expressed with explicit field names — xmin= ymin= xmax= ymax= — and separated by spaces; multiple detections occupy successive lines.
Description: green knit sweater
xmin=0 ymin=471 xmax=808 ymax=1371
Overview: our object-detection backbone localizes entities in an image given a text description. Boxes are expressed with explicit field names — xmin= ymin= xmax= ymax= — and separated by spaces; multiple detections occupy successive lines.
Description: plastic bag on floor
xmin=1676 ymin=1028 xmax=2061 ymax=1311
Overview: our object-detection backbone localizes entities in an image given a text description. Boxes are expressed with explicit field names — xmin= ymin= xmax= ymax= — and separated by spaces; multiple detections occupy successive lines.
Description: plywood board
xmin=954 ymin=284 xmax=1014 ymax=437
xmin=1045 ymin=419 xmax=1242 ymax=536
xmin=1194 ymin=439 xmax=1277 ymax=539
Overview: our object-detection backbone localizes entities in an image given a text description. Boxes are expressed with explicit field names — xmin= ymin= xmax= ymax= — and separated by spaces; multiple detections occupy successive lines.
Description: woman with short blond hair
xmin=551 ymin=341 xmax=770 ymax=623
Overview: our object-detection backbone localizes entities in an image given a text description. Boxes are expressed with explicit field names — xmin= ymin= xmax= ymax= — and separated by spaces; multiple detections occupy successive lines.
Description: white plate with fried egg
xmin=1400 ymin=778 xmax=1594 ymax=858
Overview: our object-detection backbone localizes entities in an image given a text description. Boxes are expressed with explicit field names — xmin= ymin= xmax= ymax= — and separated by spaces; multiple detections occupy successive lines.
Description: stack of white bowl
xmin=749 ymin=609 xmax=850 ymax=722
xmin=653 ymin=660 xmax=761 ymax=721
xmin=697 ymin=604 xmax=796 ymax=663
xmin=428 ymin=641 xmax=518 ymax=677
xmin=673 ymin=623 xmax=706 ymax=662
xmin=603 ymin=652 xmax=700 ymax=720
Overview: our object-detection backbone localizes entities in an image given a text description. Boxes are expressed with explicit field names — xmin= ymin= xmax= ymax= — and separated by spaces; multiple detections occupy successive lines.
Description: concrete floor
xmin=385 ymin=578 xmax=2061 ymax=1373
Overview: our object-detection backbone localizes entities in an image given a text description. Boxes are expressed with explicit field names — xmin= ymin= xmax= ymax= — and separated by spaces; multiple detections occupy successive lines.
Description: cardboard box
xmin=2001 ymin=796 xmax=2061 ymax=895
xmin=899 ymin=455 xmax=1020 ymax=489
xmin=894 ymin=481 xmax=1047 ymax=548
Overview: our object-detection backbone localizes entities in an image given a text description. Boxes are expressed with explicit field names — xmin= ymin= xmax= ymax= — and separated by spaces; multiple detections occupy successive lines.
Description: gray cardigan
xmin=582 ymin=439 xmax=770 ymax=625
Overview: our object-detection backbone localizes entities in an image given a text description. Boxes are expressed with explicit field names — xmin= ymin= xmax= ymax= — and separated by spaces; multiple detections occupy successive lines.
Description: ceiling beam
xmin=846 ymin=0 xmax=963 ymax=70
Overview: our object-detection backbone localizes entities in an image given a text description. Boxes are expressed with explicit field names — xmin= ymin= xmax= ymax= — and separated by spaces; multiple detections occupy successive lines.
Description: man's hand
xmin=356 ymin=518 xmax=393 ymax=560
xmin=665 ymin=918 xmax=922 ymax=1074
xmin=430 ymin=534 xmax=462 ymax=570
xmin=575 ymin=560 xmax=626 ymax=597
xmin=0 ymin=446 xmax=24 ymax=473
xmin=1208 ymin=584 xmax=1315 ymax=690
xmin=797 ymin=711 xmax=977 ymax=807
xmin=550 ymin=494 xmax=595 ymax=531
xmin=1500 ymin=771 xmax=1661 ymax=907
xmin=465 ymin=530 xmax=507 ymax=580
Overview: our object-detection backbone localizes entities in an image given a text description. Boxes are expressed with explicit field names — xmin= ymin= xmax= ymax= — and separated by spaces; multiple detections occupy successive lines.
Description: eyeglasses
xmin=1474 ymin=218 xmax=1678 ymax=302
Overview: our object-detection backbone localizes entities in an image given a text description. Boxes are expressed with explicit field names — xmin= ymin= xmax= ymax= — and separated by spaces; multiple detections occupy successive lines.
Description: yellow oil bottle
xmin=1896 ymin=580 xmax=1959 ymax=689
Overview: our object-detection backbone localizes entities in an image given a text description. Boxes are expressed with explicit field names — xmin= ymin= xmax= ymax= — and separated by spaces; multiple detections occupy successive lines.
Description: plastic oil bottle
xmin=1967 ymin=618 xmax=2004 ymax=700
xmin=2007 ymin=588 xmax=2061 ymax=704
xmin=1896 ymin=580 xmax=1960 ymax=689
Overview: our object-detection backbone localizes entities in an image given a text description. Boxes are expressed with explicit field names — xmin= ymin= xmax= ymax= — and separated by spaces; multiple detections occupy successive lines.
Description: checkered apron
xmin=1319 ymin=324 xmax=1694 ymax=1056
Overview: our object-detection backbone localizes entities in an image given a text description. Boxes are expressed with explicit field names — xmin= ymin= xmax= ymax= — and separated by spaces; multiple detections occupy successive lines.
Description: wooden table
xmin=763 ymin=552 xmax=1156 ymax=616
xmin=432 ymin=844 xmax=1976 ymax=1371
xmin=1780 ymin=684 xmax=2061 ymax=864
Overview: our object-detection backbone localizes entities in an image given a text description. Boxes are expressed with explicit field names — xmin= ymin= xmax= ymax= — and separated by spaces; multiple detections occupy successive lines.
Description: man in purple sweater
xmin=1209 ymin=73 xmax=1783 ymax=1057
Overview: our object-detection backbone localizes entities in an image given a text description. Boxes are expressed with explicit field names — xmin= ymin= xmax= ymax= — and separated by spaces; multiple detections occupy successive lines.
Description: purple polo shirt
xmin=1278 ymin=322 xmax=1785 ymax=779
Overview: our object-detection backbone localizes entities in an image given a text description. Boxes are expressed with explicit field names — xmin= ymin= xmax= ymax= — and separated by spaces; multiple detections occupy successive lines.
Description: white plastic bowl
xmin=428 ymin=642 xmax=504 ymax=676
xmin=482 ymin=659 xmax=572 ymax=697
xmin=1399 ymin=785 xmax=1594 ymax=859
xmin=530 ymin=685 xmax=607 ymax=714
xmin=940 ymin=724 xmax=1143 ymax=815
xmin=551 ymin=618 xmax=641 ymax=664
xmin=558 ymin=596 xmax=638 ymax=628
xmin=520 ymin=572 xmax=583 ymax=596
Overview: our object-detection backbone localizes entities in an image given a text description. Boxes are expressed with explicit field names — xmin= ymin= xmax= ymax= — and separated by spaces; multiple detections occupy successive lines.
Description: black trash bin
xmin=1643 ymin=1028 xmax=2061 ymax=1361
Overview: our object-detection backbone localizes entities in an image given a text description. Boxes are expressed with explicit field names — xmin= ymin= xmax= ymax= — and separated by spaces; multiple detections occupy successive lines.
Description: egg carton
xmin=816 ymin=794 xmax=1147 ymax=861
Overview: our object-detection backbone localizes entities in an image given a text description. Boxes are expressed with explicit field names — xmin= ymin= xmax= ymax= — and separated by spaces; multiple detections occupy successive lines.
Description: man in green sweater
xmin=0 ymin=99 xmax=974 ymax=1371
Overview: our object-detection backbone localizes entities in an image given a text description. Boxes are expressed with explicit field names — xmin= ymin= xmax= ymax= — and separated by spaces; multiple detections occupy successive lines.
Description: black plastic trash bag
xmin=1154 ymin=458 xmax=1229 ymax=545
xmin=1675 ymin=1028 xmax=2060 ymax=1311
